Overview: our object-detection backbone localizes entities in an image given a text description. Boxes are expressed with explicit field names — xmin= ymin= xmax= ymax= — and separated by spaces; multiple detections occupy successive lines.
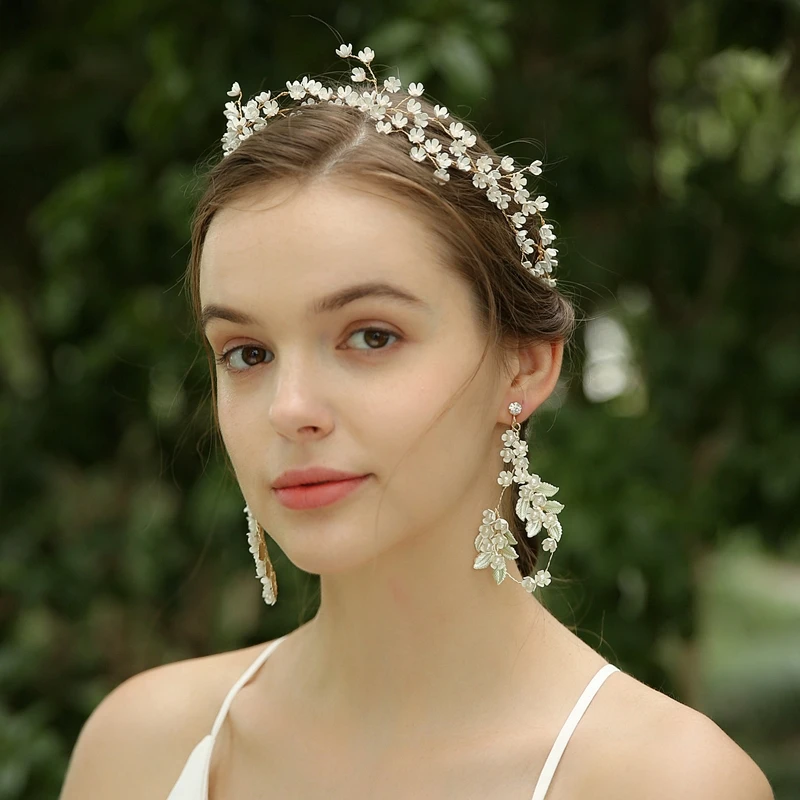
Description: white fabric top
xmin=166 ymin=635 xmax=619 ymax=800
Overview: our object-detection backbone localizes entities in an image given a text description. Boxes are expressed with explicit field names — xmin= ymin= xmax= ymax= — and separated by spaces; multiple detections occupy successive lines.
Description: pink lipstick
xmin=274 ymin=475 xmax=371 ymax=510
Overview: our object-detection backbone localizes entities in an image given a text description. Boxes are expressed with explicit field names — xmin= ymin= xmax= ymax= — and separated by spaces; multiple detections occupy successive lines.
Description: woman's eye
xmin=346 ymin=327 xmax=399 ymax=352
xmin=215 ymin=327 xmax=400 ymax=374
xmin=216 ymin=345 xmax=269 ymax=372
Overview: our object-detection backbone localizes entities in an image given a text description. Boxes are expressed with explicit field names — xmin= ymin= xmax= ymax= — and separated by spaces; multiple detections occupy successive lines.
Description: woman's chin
xmin=279 ymin=543 xmax=387 ymax=579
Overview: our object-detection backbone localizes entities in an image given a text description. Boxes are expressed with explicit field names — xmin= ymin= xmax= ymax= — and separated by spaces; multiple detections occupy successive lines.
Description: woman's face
xmin=199 ymin=177 xmax=512 ymax=576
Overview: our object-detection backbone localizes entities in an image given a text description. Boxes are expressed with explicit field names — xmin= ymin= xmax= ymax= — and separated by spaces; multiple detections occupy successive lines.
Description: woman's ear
xmin=502 ymin=339 xmax=564 ymax=423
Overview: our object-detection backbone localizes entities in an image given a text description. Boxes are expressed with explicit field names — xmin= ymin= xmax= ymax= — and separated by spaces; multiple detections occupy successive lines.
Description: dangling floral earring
xmin=473 ymin=401 xmax=565 ymax=594
xmin=243 ymin=504 xmax=278 ymax=605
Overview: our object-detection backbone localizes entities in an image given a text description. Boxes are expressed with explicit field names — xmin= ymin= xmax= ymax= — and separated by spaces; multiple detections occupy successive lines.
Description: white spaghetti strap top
xmin=166 ymin=638 xmax=619 ymax=800
xmin=166 ymin=636 xmax=288 ymax=800
xmin=529 ymin=662 xmax=619 ymax=800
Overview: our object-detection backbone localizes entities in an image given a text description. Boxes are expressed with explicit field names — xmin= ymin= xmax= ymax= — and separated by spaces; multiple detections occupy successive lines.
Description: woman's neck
xmin=287 ymin=526 xmax=570 ymax=743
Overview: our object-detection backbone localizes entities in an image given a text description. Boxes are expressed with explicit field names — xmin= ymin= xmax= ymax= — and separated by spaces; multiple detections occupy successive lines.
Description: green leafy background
xmin=1 ymin=1 xmax=798 ymax=797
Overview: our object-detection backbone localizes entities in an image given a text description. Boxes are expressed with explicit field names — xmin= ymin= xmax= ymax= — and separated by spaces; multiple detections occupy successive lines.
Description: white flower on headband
xmin=384 ymin=76 xmax=402 ymax=93
xmin=220 ymin=43 xmax=560 ymax=287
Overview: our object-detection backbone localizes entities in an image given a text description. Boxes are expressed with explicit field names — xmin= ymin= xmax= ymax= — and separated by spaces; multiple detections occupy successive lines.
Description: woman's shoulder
xmin=58 ymin=640 xmax=275 ymax=800
xmin=574 ymin=669 xmax=773 ymax=800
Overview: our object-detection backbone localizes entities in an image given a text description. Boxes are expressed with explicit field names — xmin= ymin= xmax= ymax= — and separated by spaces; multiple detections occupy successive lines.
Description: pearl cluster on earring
xmin=472 ymin=401 xmax=564 ymax=593
xmin=244 ymin=503 xmax=278 ymax=605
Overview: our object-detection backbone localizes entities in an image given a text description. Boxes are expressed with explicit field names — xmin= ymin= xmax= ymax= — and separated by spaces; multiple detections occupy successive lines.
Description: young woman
xmin=60 ymin=43 xmax=773 ymax=800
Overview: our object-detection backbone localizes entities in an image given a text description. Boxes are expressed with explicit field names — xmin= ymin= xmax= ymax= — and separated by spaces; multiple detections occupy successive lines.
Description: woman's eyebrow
xmin=201 ymin=280 xmax=432 ymax=331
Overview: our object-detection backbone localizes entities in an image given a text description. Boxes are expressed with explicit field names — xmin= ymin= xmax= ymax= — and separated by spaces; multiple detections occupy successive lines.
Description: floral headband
xmin=221 ymin=44 xmax=559 ymax=287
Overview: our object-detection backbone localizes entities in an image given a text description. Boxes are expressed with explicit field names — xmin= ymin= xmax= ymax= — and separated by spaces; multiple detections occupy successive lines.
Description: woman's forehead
xmin=207 ymin=179 xmax=430 ymax=246
xmin=200 ymin=180 xmax=451 ymax=297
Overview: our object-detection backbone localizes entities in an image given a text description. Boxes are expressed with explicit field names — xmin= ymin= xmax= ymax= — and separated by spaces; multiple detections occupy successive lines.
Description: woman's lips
xmin=273 ymin=475 xmax=371 ymax=510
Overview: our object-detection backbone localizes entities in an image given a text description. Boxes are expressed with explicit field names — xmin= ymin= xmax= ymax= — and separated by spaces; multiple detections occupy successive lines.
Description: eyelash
xmin=214 ymin=327 xmax=401 ymax=374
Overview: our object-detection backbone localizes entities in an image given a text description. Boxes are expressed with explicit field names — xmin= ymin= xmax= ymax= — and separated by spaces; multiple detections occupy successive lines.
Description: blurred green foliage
xmin=1 ymin=0 xmax=798 ymax=797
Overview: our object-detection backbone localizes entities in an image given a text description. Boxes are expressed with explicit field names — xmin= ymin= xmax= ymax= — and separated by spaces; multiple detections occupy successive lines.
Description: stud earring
xmin=473 ymin=401 xmax=564 ymax=594
xmin=244 ymin=504 xmax=278 ymax=605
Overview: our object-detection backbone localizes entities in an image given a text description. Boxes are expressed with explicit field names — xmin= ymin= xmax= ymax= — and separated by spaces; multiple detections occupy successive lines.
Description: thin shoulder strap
xmin=530 ymin=663 xmax=620 ymax=800
xmin=210 ymin=635 xmax=289 ymax=738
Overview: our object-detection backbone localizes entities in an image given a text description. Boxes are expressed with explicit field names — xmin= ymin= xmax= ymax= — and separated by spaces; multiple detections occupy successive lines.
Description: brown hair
xmin=185 ymin=87 xmax=577 ymax=580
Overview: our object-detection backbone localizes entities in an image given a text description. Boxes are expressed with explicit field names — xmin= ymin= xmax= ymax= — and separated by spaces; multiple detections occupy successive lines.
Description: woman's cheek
xmin=215 ymin=384 xmax=242 ymax=451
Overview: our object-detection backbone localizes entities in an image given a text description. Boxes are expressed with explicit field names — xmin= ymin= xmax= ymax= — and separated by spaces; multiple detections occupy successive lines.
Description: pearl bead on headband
xmin=220 ymin=43 xmax=560 ymax=288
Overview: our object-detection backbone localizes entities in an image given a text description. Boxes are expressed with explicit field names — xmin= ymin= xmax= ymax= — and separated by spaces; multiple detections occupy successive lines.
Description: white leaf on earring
xmin=548 ymin=521 xmax=563 ymax=541
xmin=526 ymin=519 xmax=542 ymax=537
xmin=515 ymin=494 xmax=529 ymax=513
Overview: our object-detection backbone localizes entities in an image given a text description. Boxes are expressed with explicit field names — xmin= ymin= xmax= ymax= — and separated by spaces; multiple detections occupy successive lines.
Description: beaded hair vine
xmin=220 ymin=43 xmax=560 ymax=287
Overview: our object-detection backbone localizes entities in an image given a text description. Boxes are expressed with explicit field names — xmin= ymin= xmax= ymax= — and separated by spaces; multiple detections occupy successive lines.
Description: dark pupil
xmin=366 ymin=331 xmax=388 ymax=348
xmin=243 ymin=346 xmax=263 ymax=365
